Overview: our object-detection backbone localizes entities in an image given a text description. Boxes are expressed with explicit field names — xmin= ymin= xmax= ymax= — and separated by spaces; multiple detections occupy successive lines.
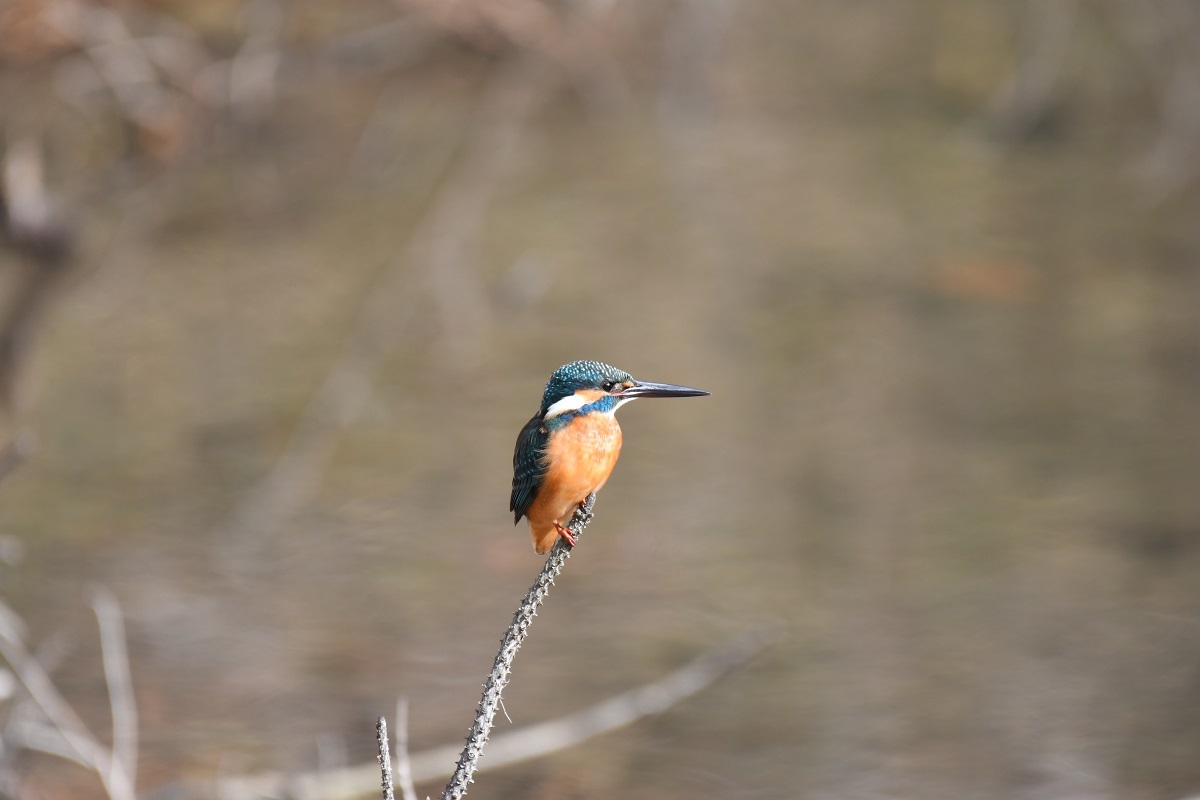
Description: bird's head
xmin=539 ymin=360 xmax=708 ymax=420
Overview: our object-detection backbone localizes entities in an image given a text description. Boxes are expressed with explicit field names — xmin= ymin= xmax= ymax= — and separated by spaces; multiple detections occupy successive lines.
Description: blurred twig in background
xmin=213 ymin=52 xmax=542 ymax=565
xmin=215 ymin=0 xmax=626 ymax=568
xmin=989 ymin=0 xmax=1200 ymax=199
xmin=1119 ymin=0 xmax=1200 ymax=199
xmin=0 ymin=2 xmax=1197 ymax=798
xmin=0 ymin=589 xmax=137 ymax=800
xmin=90 ymin=588 xmax=137 ymax=800
xmin=155 ymin=496 xmax=777 ymax=800
xmin=0 ymin=137 xmax=75 ymax=417
xmin=41 ymin=0 xmax=210 ymax=163
xmin=393 ymin=698 xmax=419 ymax=800
xmin=0 ymin=136 xmax=73 ymax=482
xmin=176 ymin=627 xmax=773 ymax=800
xmin=986 ymin=0 xmax=1077 ymax=143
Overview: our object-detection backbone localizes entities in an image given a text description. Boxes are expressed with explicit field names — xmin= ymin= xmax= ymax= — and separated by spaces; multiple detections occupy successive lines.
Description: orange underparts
xmin=526 ymin=410 xmax=623 ymax=554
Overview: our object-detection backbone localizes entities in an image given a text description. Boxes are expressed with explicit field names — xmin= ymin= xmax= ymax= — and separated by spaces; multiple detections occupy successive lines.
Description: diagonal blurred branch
xmin=1126 ymin=0 xmax=1200 ymax=199
xmin=90 ymin=586 xmax=138 ymax=799
xmin=156 ymin=621 xmax=777 ymax=800
xmin=0 ymin=592 xmax=137 ymax=800
xmin=393 ymin=698 xmax=418 ymax=800
xmin=985 ymin=0 xmax=1077 ymax=143
xmin=0 ymin=136 xmax=76 ymax=416
xmin=42 ymin=0 xmax=194 ymax=156
xmin=0 ymin=604 xmax=97 ymax=769
xmin=446 ymin=627 xmax=780 ymax=785
xmin=213 ymin=53 xmax=543 ymax=566
xmin=215 ymin=1 xmax=624 ymax=568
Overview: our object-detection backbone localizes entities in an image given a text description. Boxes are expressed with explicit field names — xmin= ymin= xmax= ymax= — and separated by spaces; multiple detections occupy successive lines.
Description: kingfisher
xmin=510 ymin=360 xmax=709 ymax=554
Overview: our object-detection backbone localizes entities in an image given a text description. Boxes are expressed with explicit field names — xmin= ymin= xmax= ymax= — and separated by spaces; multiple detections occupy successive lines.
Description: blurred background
xmin=0 ymin=0 xmax=1199 ymax=798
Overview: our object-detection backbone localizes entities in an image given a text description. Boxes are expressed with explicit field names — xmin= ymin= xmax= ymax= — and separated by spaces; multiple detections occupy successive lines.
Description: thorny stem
xmin=441 ymin=494 xmax=596 ymax=800
xmin=376 ymin=717 xmax=395 ymax=800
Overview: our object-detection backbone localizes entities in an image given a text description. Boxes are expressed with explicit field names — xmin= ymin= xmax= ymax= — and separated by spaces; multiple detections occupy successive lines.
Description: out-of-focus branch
xmin=90 ymin=586 xmax=138 ymax=800
xmin=393 ymin=698 xmax=418 ymax=800
xmin=0 ymin=136 xmax=75 ymax=435
xmin=157 ymin=614 xmax=775 ymax=800
xmin=42 ymin=0 xmax=199 ymax=160
xmin=0 ymin=138 xmax=73 ymax=270
xmin=0 ymin=606 xmax=97 ymax=769
xmin=986 ymin=0 xmax=1077 ymax=143
xmin=1125 ymin=1 xmax=1200 ymax=199
xmin=0 ymin=134 xmax=72 ymax=493
xmin=0 ymin=592 xmax=137 ymax=800
xmin=447 ymin=625 xmax=780 ymax=778
xmin=988 ymin=1 xmax=1200 ymax=198
xmin=215 ymin=0 xmax=624 ymax=566
xmin=225 ymin=0 xmax=284 ymax=124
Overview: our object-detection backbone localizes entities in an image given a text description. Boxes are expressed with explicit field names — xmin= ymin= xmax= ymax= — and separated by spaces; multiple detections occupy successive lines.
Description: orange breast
xmin=526 ymin=413 xmax=622 ymax=552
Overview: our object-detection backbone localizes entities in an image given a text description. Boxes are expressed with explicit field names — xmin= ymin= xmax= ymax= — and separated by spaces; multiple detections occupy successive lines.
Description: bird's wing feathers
xmin=510 ymin=413 xmax=549 ymax=523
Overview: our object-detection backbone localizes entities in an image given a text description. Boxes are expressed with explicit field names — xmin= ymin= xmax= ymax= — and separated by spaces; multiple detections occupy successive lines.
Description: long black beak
xmin=618 ymin=380 xmax=710 ymax=399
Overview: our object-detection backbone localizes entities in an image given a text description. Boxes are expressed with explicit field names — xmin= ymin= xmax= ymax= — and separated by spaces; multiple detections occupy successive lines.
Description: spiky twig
xmin=376 ymin=717 xmax=395 ymax=800
xmin=441 ymin=493 xmax=596 ymax=800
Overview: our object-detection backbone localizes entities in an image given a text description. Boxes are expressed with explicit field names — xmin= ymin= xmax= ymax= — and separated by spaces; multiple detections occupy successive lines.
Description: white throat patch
xmin=544 ymin=392 xmax=636 ymax=420
xmin=544 ymin=393 xmax=590 ymax=420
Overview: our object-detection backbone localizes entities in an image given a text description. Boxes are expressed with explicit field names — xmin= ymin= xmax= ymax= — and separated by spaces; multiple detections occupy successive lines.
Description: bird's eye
xmin=601 ymin=380 xmax=615 ymax=392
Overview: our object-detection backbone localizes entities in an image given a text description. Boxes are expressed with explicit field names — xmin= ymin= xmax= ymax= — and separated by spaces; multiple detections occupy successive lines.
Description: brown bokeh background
xmin=1 ymin=2 xmax=1199 ymax=798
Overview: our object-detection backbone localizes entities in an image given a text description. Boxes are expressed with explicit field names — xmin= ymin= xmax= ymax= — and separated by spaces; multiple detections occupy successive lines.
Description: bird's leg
xmin=553 ymin=520 xmax=577 ymax=548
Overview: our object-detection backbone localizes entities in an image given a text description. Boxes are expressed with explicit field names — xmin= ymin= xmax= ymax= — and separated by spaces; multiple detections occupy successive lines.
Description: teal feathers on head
xmin=540 ymin=360 xmax=633 ymax=413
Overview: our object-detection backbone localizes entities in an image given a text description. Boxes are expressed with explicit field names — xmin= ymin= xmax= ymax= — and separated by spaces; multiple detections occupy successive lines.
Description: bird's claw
xmin=553 ymin=521 xmax=577 ymax=548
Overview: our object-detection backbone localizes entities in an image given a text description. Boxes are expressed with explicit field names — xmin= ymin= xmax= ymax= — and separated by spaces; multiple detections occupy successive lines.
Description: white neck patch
xmin=544 ymin=393 xmax=590 ymax=419
xmin=544 ymin=392 xmax=636 ymax=420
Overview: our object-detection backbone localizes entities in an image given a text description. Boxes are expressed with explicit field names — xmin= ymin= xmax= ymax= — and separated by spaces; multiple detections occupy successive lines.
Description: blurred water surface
xmin=0 ymin=2 xmax=1198 ymax=798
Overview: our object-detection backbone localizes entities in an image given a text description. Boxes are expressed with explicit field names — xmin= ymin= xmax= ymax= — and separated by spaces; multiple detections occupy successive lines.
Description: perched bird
xmin=511 ymin=360 xmax=709 ymax=553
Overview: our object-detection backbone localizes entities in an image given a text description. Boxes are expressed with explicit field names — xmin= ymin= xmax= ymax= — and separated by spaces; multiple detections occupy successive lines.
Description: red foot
xmin=553 ymin=521 xmax=577 ymax=548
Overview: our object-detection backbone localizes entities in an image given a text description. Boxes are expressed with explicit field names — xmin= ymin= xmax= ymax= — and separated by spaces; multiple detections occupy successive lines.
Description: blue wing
xmin=510 ymin=412 xmax=548 ymax=523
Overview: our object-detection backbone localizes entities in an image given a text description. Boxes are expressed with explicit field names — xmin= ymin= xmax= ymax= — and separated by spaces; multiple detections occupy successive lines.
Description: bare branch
xmin=42 ymin=0 xmax=186 ymax=144
xmin=0 ymin=601 xmax=104 ymax=768
xmin=458 ymin=626 xmax=781 ymax=775
xmin=89 ymin=586 xmax=138 ymax=799
xmin=156 ymin=616 xmax=774 ymax=800
xmin=441 ymin=494 xmax=596 ymax=800
xmin=376 ymin=717 xmax=395 ymax=800
xmin=0 ymin=137 xmax=75 ymax=414
xmin=0 ymin=593 xmax=136 ymax=800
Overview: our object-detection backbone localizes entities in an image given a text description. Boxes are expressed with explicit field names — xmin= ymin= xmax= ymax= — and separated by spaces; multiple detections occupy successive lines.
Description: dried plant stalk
xmin=441 ymin=494 xmax=595 ymax=800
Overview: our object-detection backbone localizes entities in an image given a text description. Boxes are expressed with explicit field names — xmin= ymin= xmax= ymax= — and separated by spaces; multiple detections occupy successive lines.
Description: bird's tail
xmin=531 ymin=524 xmax=559 ymax=555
